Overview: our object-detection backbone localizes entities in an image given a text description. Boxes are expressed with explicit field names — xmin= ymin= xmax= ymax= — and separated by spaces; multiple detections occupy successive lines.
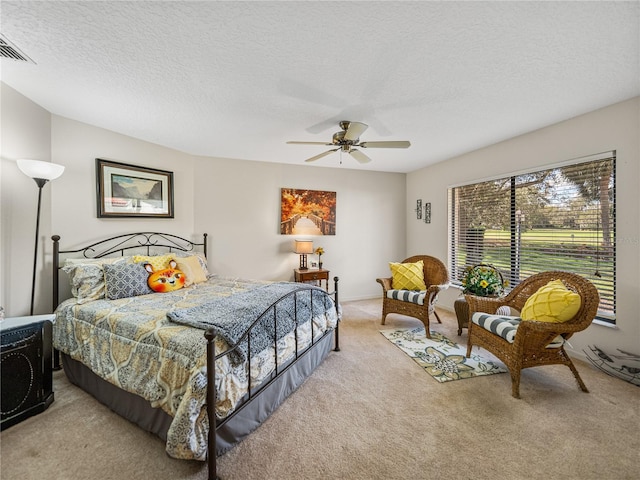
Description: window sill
xmin=593 ymin=318 xmax=618 ymax=329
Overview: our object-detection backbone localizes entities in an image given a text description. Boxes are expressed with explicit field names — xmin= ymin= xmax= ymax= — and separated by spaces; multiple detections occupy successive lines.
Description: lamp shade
xmin=294 ymin=240 xmax=314 ymax=254
xmin=17 ymin=159 xmax=65 ymax=181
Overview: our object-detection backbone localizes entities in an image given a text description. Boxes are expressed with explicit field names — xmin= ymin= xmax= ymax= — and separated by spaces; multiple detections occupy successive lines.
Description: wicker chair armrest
xmin=425 ymin=282 xmax=449 ymax=298
xmin=464 ymin=294 xmax=509 ymax=315
xmin=431 ymin=282 xmax=450 ymax=292
xmin=516 ymin=318 xmax=588 ymax=335
xmin=510 ymin=320 xmax=575 ymax=350
xmin=376 ymin=277 xmax=393 ymax=292
xmin=421 ymin=283 xmax=444 ymax=305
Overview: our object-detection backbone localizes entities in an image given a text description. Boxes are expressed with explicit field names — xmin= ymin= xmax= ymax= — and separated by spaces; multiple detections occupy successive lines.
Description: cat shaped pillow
xmin=143 ymin=259 xmax=186 ymax=293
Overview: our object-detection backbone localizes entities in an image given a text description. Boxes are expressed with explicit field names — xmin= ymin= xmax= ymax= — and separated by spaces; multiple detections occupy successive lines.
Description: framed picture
xmin=280 ymin=188 xmax=336 ymax=235
xmin=424 ymin=202 xmax=431 ymax=223
xmin=96 ymin=159 xmax=174 ymax=218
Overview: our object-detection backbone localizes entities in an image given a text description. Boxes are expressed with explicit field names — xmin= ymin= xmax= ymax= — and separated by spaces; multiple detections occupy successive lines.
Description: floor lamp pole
xmin=17 ymin=159 xmax=65 ymax=316
xmin=30 ymin=178 xmax=48 ymax=315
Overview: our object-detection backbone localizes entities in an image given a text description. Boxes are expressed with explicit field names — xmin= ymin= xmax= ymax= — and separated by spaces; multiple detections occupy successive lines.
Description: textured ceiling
xmin=1 ymin=1 xmax=638 ymax=173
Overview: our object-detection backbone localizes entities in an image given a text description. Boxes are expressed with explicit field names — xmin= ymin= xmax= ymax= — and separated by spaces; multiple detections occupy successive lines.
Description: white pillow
xmin=174 ymin=256 xmax=209 ymax=286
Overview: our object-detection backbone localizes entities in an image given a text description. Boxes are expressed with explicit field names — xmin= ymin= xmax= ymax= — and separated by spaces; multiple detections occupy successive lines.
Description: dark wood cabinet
xmin=1 ymin=315 xmax=55 ymax=430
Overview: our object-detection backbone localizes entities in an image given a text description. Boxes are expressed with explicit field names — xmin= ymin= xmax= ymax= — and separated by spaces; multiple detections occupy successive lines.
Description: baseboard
xmin=340 ymin=294 xmax=381 ymax=302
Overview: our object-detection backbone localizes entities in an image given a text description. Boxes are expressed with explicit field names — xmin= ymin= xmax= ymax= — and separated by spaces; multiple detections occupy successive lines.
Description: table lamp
xmin=294 ymin=240 xmax=313 ymax=270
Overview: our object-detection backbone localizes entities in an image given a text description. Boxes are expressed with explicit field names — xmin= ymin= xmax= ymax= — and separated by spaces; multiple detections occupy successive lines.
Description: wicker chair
xmin=465 ymin=271 xmax=599 ymax=398
xmin=376 ymin=255 xmax=449 ymax=339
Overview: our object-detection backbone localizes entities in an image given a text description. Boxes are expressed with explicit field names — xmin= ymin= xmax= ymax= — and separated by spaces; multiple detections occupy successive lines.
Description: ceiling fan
xmin=286 ymin=121 xmax=410 ymax=164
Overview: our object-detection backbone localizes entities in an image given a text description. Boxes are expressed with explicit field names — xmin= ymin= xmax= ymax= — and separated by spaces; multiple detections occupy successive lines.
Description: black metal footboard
xmin=205 ymin=277 xmax=340 ymax=480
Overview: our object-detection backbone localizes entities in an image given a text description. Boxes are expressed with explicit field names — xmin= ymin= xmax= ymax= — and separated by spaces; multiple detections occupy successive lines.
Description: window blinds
xmin=449 ymin=152 xmax=615 ymax=322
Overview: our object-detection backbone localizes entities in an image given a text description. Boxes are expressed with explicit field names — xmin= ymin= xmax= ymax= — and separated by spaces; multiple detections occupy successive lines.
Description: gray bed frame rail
xmin=51 ymin=232 xmax=340 ymax=480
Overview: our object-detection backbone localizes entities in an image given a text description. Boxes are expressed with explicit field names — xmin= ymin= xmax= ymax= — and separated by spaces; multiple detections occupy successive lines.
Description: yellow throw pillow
xmin=389 ymin=261 xmax=427 ymax=291
xmin=521 ymin=279 xmax=581 ymax=323
xmin=132 ymin=254 xmax=175 ymax=271
xmin=175 ymin=256 xmax=208 ymax=286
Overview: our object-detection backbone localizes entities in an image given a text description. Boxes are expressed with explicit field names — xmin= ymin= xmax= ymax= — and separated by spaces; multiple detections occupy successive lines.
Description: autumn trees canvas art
xmin=280 ymin=188 xmax=336 ymax=235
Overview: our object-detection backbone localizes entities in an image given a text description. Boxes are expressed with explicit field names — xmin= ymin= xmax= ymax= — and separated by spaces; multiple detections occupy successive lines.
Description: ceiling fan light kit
xmin=287 ymin=121 xmax=410 ymax=164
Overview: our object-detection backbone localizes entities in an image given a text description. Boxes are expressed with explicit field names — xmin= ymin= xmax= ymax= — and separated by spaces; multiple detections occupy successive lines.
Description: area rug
xmin=380 ymin=326 xmax=507 ymax=382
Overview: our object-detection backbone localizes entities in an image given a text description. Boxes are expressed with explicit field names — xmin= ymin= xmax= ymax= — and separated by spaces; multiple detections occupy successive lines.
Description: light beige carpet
xmin=1 ymin=299 xmax=638 ymax=480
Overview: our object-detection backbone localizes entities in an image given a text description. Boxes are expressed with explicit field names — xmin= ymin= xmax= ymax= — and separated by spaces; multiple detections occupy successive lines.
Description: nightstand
xmin=1 ymin=314 xmax=55 ymax=430
xmin=294 ymin=268 xmax=330 ymax=291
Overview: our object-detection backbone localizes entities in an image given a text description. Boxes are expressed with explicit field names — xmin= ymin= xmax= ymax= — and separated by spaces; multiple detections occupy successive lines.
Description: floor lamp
xmin=17 ymin=159 xmax=65 ymax=315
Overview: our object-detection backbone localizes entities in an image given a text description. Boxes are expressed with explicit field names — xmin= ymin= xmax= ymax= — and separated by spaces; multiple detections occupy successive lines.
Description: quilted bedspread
xmin=53 ymin=276 xmax=338 ymax=460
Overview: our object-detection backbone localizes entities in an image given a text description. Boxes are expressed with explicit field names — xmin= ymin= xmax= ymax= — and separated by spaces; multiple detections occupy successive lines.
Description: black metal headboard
xmin=52 ymin=232 xmax=208 ymax=310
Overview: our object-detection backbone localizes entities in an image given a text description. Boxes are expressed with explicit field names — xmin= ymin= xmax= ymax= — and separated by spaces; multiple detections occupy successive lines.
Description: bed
xmin=51 ymin=232 xmax=340 ymax=480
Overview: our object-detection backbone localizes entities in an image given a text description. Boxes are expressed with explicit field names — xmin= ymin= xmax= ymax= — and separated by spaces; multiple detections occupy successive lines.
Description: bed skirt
xmin=61 ymin=329 xmax=334 ymax=457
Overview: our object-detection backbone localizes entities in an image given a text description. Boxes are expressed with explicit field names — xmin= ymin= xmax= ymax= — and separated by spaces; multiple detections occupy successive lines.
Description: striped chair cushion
xmin=472 ymin=313 xmax=564 ymax=348
xmin=386 ymin=289 xmax=426 ymax=306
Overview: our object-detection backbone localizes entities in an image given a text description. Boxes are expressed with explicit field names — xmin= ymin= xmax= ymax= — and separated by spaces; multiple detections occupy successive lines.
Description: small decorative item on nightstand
xmin=315 ymin=246 xmax=325 ymax=269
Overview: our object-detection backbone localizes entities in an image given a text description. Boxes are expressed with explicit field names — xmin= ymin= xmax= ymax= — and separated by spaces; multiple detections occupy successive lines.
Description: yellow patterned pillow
xmin=132 ymin=254 xmax=175 ymax=271
xmin=389 ymin=261 xmax=426 ymax=291
xmin=521 ymin=279 xmax=581 ymax=323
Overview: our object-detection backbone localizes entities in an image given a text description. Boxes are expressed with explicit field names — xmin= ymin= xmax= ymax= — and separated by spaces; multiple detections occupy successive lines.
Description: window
xmin=448 ymin=152 xmax=616 ymax=323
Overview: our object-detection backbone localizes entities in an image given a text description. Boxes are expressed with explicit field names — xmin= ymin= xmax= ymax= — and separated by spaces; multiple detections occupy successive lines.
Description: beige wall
xmin=193 ymin=156 xmax=406 ymax=300
xmin=1 ymin=84 xmax=52 ymax=315
xmin=50 ymin=116 xmax=196 ymax=243
xmin=407 ymin=97 xmax=640 ymax=356
xmin=5 ymin=80 xmax=637 ymax=359
xmin=1 ymin=84 xmax=406 ymax=315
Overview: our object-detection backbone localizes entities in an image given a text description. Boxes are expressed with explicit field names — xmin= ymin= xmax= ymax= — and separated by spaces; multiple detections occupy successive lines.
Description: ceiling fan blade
xmin=349 ymin=149 xmax=371 ymax=164
xmin=359 ymin=141 xmax=411 ymax=148
xmin=305 ymin=115 xmax=345 ymax=134
xmin=305 ymin=149 xmax=339 ymax=163
xmin=343 ymin=122 xmax=368 ymax=141
xmin=287 ymin=141 xmax=332 ymax=145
